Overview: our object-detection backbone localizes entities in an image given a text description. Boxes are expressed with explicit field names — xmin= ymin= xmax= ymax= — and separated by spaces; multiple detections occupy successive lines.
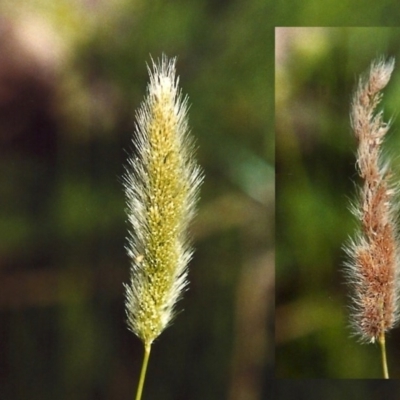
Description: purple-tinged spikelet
xmin=345 ymin=57 xmax=400 ymax=343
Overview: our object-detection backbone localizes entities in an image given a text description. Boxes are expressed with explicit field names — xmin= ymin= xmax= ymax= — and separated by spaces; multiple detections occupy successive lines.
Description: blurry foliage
xmin=0 ymin=1 xmax=271 ymax=399
xmin=276 ymin=0 xmax=400 ymax=26
xmin=276 ymin=27 xmax=400 ymax=378
xmin=275 ymin=380 xmax=400 ymax=400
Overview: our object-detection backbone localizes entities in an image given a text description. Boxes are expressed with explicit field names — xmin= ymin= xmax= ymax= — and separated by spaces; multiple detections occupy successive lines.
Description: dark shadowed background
xmin=0 ymin=1 xmax=272 ymax=399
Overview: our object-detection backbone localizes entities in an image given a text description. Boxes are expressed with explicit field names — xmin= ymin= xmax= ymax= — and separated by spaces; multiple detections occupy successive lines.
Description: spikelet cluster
xmin=123 ymin=55 xmax=203 ymax=345
xmin=345 ymin=57 xmax=400 ymax=343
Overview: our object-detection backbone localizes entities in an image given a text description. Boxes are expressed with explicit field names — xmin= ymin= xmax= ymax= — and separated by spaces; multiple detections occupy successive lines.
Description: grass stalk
xmin=345 ymin=56 xmax=399 ymax=378
xmin=379 ymin=332 xmax=389 ymax=379
xmin=123 ymin=54 xmax=203 ymax=398
xmin=135 ymin=342 xmax=152 ymax=400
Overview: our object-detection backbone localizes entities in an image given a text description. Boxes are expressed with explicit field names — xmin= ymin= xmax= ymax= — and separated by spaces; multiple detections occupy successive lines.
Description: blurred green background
xmin=276 ymin=27 xmax=400 ymax=378
xmin=0 ymin=1 xmax=272 ymax=399
xmin=275 ymin=380 xmax=400 ymax=400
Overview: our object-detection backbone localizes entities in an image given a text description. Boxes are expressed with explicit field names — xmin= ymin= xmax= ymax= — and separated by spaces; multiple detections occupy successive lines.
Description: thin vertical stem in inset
xmin=379 ymin=332 xmax=389 ymax=379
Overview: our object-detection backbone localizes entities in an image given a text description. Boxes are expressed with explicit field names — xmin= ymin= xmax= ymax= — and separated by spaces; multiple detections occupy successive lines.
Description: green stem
xmin=135 ymin=341 xmax=152 ymax=400
xmin=379 ymin=332 xmax=389 ymax=379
